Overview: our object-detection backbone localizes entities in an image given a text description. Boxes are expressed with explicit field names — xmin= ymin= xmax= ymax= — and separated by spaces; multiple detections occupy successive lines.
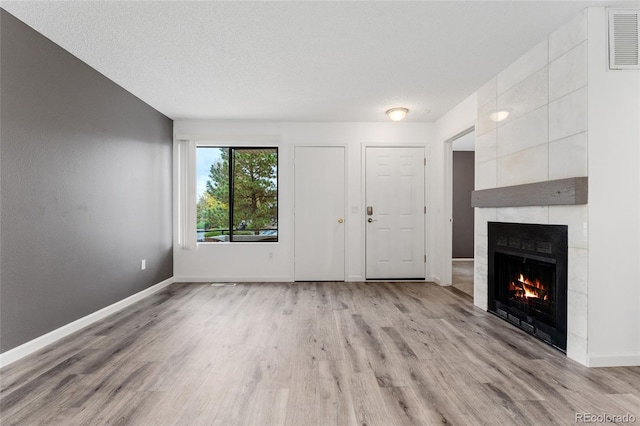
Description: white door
xmin=294 ymin=147 xmax=346 ymax=281
xmin=366 ymin=147 xmax=425 ymax=279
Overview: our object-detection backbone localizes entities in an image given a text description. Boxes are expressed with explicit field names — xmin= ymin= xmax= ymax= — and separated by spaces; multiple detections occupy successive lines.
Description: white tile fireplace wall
xmin=473 ymin=11 xmax=590 ymax=365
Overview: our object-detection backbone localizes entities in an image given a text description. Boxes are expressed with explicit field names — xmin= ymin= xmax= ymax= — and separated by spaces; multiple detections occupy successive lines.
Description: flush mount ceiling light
xmin=489 ymin=110 xmax=510 ymax=122
xmin=386 ymin=107 xmax=409 ymax=122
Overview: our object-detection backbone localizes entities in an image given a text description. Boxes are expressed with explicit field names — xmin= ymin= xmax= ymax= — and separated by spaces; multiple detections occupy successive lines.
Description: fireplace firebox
xmin=488 ymin=222 xmax=568 ymax=351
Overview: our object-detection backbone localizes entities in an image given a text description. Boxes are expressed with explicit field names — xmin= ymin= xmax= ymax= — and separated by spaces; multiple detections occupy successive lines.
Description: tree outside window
xmin=197 ymin=147 xmax=277 ymax=242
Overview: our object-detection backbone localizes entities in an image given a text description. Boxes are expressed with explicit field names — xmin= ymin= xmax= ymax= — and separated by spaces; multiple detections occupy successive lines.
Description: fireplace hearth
xmin=488 ymin=222 xmax=568 ymax=351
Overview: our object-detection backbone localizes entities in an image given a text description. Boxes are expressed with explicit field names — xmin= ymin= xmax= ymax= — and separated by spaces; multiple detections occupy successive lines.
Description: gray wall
xmin=0 ymin=10 xmax=173 ymax=353
xmin=452 ymin=151 xmax=474 ymax=258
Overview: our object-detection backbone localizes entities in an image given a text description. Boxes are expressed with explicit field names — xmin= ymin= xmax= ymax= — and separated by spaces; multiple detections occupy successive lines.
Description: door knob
xmin=338 ymin=218 xmax=344 ymax=223
xmin=367 ymin=218 xmax=377 ymax=223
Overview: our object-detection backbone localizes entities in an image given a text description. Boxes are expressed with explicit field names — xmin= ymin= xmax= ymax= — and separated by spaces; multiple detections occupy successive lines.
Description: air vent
xmin=609 ymin=10 xmax=640 ymax=70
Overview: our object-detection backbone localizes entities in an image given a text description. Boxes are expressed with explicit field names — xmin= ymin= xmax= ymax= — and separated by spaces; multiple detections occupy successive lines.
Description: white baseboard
xmin=348 ymin=276 xmax=435 ymax=283
xmin=587 ymin=352 xmax=640 ymax=367
xmin=0 ymin=276 xmax=174 ymax=368
xmin=452 ymin=258 xmax=474 ymax=262
xmin=433 ymin=276 xmax=453 ymax=286
xmin=176 ymin=276 xmax=434 ymax=284
xmin=174 ymin=275 xmax=292 ymax=283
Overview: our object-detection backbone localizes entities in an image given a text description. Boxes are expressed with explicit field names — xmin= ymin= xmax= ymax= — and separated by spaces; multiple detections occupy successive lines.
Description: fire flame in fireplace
xmin=508 ymin=273 xmax=548 ymax=301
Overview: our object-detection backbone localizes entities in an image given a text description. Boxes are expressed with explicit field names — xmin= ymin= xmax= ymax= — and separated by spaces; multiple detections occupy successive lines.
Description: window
xmin=196 ymin=147 xmax=278 ymax=242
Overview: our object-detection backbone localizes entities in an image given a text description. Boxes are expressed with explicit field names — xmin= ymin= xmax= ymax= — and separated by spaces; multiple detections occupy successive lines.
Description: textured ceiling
xmin=2 ymin=1 xmax=638 ymax=122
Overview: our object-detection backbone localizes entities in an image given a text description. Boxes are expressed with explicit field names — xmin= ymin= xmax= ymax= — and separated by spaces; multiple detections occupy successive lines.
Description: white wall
xmin=586 ymin=8 xmax=640 ymax=367
xmin=173 ymin=121 xmax=434 ymax=282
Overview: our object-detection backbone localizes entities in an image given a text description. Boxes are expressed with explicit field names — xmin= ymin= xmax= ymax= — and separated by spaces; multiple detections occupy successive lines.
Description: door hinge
xmin=424 ymin=254 xmax=427 ymax=263
xmin=424 ymin=206 xmax=427 ymax=214
xmin=424 ymin=158 xmax=426 ymax=166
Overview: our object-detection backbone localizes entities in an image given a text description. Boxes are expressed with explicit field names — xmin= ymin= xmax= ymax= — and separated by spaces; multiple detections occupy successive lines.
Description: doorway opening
xmin=449 ymin=128 xmax=475 ymax=296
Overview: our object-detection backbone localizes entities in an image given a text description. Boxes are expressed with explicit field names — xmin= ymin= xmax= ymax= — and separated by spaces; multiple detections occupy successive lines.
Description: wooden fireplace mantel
xmin=471 ymin=177 xmax=588 ymax=208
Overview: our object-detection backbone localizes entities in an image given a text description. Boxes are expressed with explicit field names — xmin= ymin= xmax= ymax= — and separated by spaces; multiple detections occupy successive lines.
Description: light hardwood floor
xmin=1 ymin=282 xmax=639 ymax=425
xmin=452 ymin=260 xmax=474 ymax=298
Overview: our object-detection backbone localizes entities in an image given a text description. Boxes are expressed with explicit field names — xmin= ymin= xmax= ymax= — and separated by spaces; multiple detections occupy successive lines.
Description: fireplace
xmin=488 ymin=222 xmax=568 ymax=351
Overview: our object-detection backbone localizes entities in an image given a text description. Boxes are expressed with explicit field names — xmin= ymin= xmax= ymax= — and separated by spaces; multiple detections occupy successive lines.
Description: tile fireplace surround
xmin=473 ymin=11 xmax=590 ymax=365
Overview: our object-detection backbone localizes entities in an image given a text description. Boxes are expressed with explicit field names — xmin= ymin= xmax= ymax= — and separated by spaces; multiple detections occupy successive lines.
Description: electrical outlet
xmin=141 ymin=259 xmax=146 ymax=270
xmin=268 ymin=252 xmax=273 ymax=259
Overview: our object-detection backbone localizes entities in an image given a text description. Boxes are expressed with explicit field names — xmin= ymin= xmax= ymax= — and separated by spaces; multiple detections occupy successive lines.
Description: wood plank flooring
xmin=452 ymin=261 xmax=474 ymax=298
xmin=1 ymin=282 xmax=639 ymax=425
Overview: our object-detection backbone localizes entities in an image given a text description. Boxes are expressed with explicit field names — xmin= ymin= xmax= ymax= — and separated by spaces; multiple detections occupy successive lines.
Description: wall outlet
xmin=268 ymin=252 xmax=273 ymax=259
xmin=141 ymin=259 xmax=146 ymax=270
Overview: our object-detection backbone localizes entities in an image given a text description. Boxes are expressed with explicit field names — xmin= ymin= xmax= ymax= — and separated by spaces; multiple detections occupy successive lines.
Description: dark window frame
xmin=197 ymin=146 xmax=279 ymax=243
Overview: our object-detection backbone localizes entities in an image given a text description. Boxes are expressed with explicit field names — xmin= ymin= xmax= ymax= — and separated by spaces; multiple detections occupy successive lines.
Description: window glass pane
xmin=196 ymin=147 xmax=230 ymax=242
xmin=196 ymin=146 xmax=278 ymax=243
xmin=231 ymin=148 xmax=278 ymax=242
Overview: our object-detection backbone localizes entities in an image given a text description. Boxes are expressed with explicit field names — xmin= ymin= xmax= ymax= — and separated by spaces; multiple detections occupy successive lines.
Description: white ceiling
xmin=2 ymin=1 xmax=637 ymax=122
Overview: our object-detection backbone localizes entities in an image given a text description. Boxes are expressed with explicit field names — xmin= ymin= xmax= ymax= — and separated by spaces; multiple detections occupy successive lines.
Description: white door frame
xmin=294 ymin=145 xmax=348 ymax=281
xmin=443 ymin=126 xmax=475 ymax=286
xmin=361 ymin=143 xmax=429 ymax=281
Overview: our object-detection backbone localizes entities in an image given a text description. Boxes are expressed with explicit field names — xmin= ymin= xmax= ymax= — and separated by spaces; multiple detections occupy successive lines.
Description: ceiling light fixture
xmin=386 ymin=107 xmax=409 ymax=122
xmin=489 ymin=110 xmax=510 ymax=122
